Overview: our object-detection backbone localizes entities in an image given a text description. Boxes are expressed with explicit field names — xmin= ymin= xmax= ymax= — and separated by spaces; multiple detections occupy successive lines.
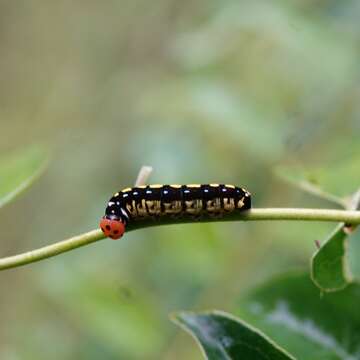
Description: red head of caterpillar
xmin=99 ymin=216 xmax=126 ymax=240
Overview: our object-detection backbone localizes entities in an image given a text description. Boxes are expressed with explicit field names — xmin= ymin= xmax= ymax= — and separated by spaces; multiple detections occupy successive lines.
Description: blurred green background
xmin=1 ymin=1 xmax=359 ymax=359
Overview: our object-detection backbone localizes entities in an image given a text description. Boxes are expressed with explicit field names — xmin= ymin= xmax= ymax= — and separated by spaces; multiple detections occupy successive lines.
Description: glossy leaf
xmin=238 ymin=272 xmax=360 ymax=360
xmin=348 ymin=229 xmax=360 ymax=280
xmin=0 ymin=146 xmax=49 ymax=208
xmin=311 ymin=190 xmax=360 ymax=292
xmin=276 ymin=161 xmax=360 ymax=292
xmin=311 ymin=224 xmax=352 ymax=291
xmin=172 ymin=311 xmax=295 ymax=360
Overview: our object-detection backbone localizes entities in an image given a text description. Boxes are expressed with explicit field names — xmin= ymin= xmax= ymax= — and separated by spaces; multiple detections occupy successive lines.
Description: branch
xmin=0 ymin=165 xmax=153 ymax=271
xmin=1 ymin=208 xmax=360 ymax=271
xmin=134 ymin=166 xmax=153 ymax=187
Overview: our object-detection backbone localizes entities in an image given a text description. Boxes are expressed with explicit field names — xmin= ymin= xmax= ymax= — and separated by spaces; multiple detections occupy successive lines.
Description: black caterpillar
xmin=100 ymin=184 xmax=251 ymax=239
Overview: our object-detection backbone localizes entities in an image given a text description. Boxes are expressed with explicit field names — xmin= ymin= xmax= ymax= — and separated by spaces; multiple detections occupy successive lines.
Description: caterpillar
xmin=100 ymin=184 xmax=251 ymax=239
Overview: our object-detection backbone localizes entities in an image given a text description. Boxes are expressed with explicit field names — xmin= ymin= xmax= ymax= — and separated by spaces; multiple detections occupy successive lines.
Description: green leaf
xmin=311 ymin=224 xmax=352 ymax=292
xmin=348 ymin=228 xmax=360 ymax=280
xmin=274 ymin=165 xmax=345 ymax=207
xmin=276 ymin=161 xmax=360 ymax=292
xmin=0 ymin=146 xmax=49 ymax=208
xmin=171 ymin=311 xmax=296 ymax=360
xmin=238 ymin=272 xmax=360 ymax=360
xmin=311 ymin=190 xmax=360 ymax=292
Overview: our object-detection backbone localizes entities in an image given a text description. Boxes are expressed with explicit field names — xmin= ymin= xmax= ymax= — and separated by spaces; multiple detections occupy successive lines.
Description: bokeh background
xmin=1 ymin=1 xmax=360 ymax=359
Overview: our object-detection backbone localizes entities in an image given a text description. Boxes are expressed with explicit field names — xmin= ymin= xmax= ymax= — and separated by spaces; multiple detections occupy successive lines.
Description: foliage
xmin=173 ymin=272 xmax=360 ymax=359
xmin=172 ymin=311 xmax=295 ymax=360
xmin=1 ymin=1 xmax=360 ymax=359
xmin=0 ymin=146 xmax=48 ymax=208
xmin=237 ymin=272 xmax=360 ymax=360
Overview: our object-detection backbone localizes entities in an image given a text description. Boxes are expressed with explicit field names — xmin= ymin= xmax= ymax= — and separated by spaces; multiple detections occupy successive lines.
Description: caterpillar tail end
xmin=100 ymin=216 xmax=126 ymax=240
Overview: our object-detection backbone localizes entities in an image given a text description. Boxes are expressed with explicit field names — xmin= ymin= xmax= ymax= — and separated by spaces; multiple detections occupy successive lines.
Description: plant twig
xmin=1 ymin=208 xmax=360 ymax=271
xmin=0 ymin=229 xmax=104 ymax=271
xmin=0 ymin=165 xmax=153 ymax=271
xmin=134 ymin=165 xmax=153 ymax=187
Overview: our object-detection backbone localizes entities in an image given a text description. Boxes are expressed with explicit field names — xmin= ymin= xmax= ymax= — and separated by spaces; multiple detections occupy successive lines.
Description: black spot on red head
xmin=100 ymin=216 xmax=126 ymax=240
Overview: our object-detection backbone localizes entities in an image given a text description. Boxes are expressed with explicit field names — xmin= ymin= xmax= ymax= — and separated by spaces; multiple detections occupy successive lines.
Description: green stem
xmin=1 ymin=207 xmax=360 ymax=271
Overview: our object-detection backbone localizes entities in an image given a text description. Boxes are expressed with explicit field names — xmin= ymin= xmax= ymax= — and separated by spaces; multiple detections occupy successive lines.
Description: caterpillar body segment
xmin=100 ymin=184 xmax=251 ymax=239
